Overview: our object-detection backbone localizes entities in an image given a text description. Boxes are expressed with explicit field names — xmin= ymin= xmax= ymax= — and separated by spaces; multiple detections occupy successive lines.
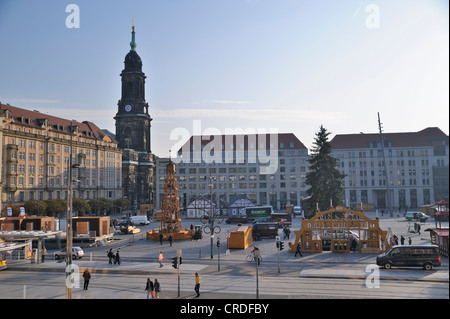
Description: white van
xmin=293 ymin=206 xmax=302 ymax=217
xmin=130 ymin=215 xmax=150 ymax=225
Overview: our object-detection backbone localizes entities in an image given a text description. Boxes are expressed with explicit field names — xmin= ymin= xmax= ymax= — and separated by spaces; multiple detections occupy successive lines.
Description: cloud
xmin=9 ymin=98 xmax=63 ymax=104
xmin=192 ymin=99 xmax=254 ymax=105
xmin=34 ymin=106 xmax=116 ymax=123
xmin=153 ymin=107 xmax=347 ymax=124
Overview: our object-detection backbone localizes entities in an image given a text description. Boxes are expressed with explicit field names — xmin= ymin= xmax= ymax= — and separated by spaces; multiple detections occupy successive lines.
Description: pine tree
xmin=304 ymin=125 xmax=346 ymax=218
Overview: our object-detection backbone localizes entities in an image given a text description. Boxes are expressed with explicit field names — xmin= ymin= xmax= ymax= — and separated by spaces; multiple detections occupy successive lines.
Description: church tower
xmin=115 ymin=23 xmax=152 ymax=152
xmin=114 ymin=23 xmax=155 ymax=210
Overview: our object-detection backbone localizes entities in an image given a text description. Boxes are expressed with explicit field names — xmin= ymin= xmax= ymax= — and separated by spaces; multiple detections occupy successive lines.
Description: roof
xmin=330 ymin=127 xmax=449 ymax=149
xmin=178 ymin=133 xmax=307 ymax=154
xmin=1 ymin=103 xmax=113 ymax=143
xmin=425 ymin=228 xmax=449 ymax=237
xmin=0 ymin=241 xmax=32 ymax=252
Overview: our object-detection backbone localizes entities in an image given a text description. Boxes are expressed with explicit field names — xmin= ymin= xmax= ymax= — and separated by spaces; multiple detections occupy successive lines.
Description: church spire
xmin=130 ymin=19 xmax=137 ymax=51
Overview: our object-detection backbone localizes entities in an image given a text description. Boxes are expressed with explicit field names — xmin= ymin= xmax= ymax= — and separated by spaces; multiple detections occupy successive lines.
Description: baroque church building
xmin=114 ymin=24 xmax=155 ymax=211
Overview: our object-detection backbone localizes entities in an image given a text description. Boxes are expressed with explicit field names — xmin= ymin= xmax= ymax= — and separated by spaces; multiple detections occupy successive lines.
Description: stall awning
xmin=0 ymin=230 xmax=61 ymax=240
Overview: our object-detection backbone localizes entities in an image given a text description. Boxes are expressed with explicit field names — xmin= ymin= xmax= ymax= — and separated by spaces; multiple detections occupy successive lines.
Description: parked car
xmin=405 ymin=211 xmax=428 ymax=222
xmin=376 ymin=245 xmax=441 ymax=270
xmin=252 ymin=222 xmax=279 ymax=240
xmin=252 ymin=217 xmax=273 ymax=224
xmin=225 ymin=216 xmax=249 ymax=224
xmin=54 ymin=246 xmax=85 ymax=260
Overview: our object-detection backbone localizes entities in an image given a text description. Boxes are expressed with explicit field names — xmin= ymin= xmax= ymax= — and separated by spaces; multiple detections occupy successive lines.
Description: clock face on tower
xmin=125 ymin=105 xmax=132 ymax=112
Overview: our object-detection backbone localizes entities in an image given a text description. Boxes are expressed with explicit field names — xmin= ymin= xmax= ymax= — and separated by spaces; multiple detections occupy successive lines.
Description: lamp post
xmin=255 ymin=255 xmax=260 ymax=299
xmin=65 ymin=121 xmax=74 ymax=299
xmin=201 ymin=174 xmax=222 ymax=259
xmin=217 ymin=238 xmax=221 ymax=271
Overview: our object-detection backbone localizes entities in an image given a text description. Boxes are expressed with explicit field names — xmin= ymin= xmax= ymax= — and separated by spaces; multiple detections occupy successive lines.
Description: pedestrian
xmin=400 ymin=235 xmax=405 ymax=245
xmin=83 ymin=268 xmax=91 ymax=290
xmin=145 ymin=278 xmax=154 ymax=299
xmin=159 ymin=233 xmax=163 ymax=245
xmin=295 ymin=241 xmax=303 ymax=257
xmin=154 ymin=278 xmax=161 ymax=299
xmin=159 ymin=251 xmax=164 ymax=268
xmin=169 ymin=235 xmax=173 ymax=247
xmin=283 ymin=227 xmax=291 ymax=240
xmin=408 ymin=237 xmax=412 ymax=245
xmin=251 ymin=246 xmax=261 ymax=265
xmin=41 ymin=246 xmax=47 ymax=263
xmin=114 ymin=250 xmax=121 ymax=265
xmin=107 ymin=249 xmax=114 ymax=264
xmin=194 ymin=273 xmax=201 ymax=298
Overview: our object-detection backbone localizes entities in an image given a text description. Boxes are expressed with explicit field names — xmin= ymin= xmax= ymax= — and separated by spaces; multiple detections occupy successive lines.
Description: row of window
xmin=8 ymin=175 xmax=121 ymax=188
xmin=347 ymin=178 xmax=431 ymax=187
xmin=190 ymin=141 xmax=299 ymax=151
xmin=340 ymin=159 xmax=432 ymax=169
xmin=333 ymin=149 xmax=432 ymax=159
xmin=7 ymin=189 xmax=117 ymax=202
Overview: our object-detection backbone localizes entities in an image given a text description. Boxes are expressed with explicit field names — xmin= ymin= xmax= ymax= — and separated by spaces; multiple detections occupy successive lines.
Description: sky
xmin=0 ymin=0 xmax=448 ymax=158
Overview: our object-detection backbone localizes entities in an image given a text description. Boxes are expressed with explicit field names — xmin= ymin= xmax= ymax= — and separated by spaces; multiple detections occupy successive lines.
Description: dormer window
xmin=5 ymin=110 xmax=12 ymax=119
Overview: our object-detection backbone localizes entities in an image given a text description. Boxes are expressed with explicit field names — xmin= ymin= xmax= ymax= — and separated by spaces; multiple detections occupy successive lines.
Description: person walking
xmin=114 ymin=250 xmax=121 ymax=265
xmin=168 ymin=235 xmax=173 ymax=247
xmin=283 ymin=227 xmax=291 ymax=240
xmin=41 ymin=246 xmax=47 ymax=263
xmin=408 ymin=237 xmax=412 ymax=245
xmin=295 ymin=241 xmax=303 ymax=257
xmin=154 ymin=279 xmax=161 ymax=299
xmin=194 ymin=272 xmax=201 ymax=298
xmin=158 ymin=251 xmax=164 ymax=268
xmin=159 ymin=233 xmax=164 ymax=245
xmin=83 ymin=268 xmax=91 ymax=290
xmin=145 ymin=278 xmax=154 ymax=299
xmin=107 ymin=249 xmax=114 ymax=264
xmin=400 ymin=235 xmax=405 ymax=245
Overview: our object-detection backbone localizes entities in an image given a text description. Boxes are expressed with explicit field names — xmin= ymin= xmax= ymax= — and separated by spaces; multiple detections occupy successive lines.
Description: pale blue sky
xmin=0 ymin=0 xmax=448 ymax=157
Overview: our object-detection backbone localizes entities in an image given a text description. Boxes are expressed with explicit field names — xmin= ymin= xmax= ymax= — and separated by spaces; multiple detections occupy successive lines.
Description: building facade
xmin=114 ymin=25 xmax=155 ymax=210
xmin=155 ymin=128 xmax=449 ymax=215
xmin=330 ymin=127 xmax=449 ymax=211
xmin=156 ymin=133 xmax=310 ymax=213
xmin=0 ymin=103 xmax=123 ymax=211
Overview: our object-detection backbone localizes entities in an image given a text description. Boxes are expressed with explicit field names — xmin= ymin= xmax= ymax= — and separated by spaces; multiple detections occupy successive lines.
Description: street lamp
xmin=200 ymin=174 xmax=223 ymax=259
xmin=65 ymin=121 xmax=80 ymax=299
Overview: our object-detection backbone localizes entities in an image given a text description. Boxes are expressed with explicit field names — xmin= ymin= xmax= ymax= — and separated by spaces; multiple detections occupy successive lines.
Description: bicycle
xmin=246 ymin=253 xmax=262 ymax=263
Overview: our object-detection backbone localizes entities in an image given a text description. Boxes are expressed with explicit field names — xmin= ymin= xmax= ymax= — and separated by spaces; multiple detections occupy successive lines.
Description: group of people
xmin=144 ymin=273 xmax=201 ymax=299
xmin=159 ymin=233 xmax=174 ymax=246
xmin=144 ymin=278 xmax=162 ymax=299
xmin=107 ymin=249 xmax=121 ymax=265
xmin=392 ymin=234 xmax=413 ymax=246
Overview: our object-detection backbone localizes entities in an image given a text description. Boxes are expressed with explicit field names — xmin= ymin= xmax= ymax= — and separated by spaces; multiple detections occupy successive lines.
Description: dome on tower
xmin=124 ymin=50 xmax=142 ymax=70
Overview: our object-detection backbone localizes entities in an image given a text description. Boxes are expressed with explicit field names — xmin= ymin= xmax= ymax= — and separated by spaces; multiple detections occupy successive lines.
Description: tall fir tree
xmin=304 ymin=125 xmax=346 ymax=218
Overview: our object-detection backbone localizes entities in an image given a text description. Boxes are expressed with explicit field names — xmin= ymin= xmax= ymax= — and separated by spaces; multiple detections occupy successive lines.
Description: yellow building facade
xmin=0 ymin=104 xmax=122 ymax=212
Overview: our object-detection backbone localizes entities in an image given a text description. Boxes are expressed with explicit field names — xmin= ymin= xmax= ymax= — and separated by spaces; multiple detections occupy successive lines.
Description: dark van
xmin=376 ymin=245 xmax=441 ymax=270
xmin=252 ymin=222 xmax=279 ymax=240
xmin=225 ymin=215 xmax=248 ymax=224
